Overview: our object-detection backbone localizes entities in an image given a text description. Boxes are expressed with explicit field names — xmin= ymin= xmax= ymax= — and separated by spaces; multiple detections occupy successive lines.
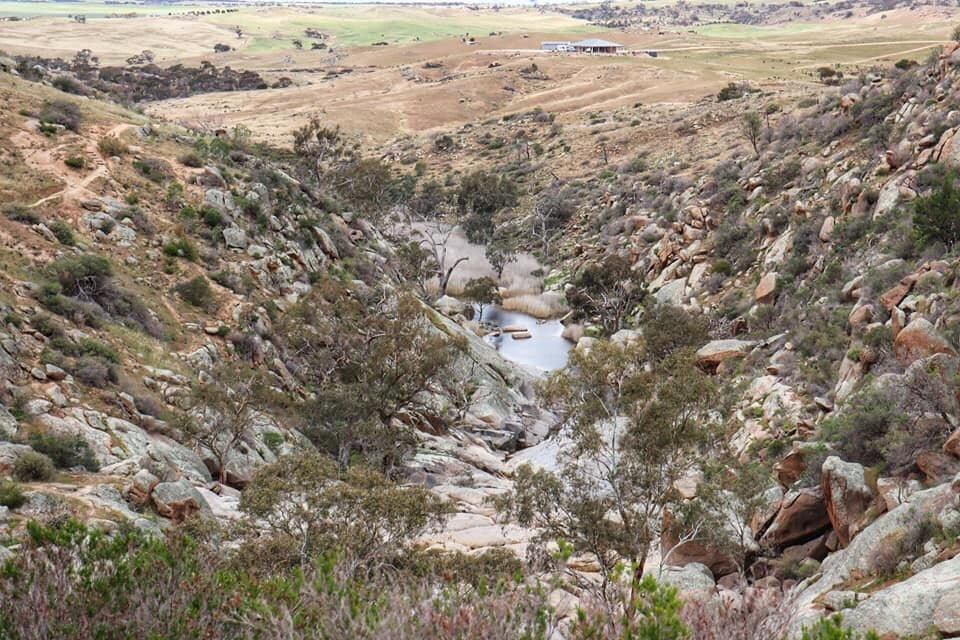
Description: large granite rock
xmin=790 ymin=478 xmax=960 ymax=633
xmin=821 ymin=457 xmax=880 ymax=547
xmin=151 ymin=479 xmax=211 ymax=523
xmin=759 ymin=487 xmax=830 ymax=549
xmin=695 ymin=339 xmax=756 ymax=370
xmin=842 ymin=555 xmax=960 ymax=638
xmin=893 ymin=318 xmax=956 ymax=366
xmin=656 ymin=562 xmax=716 ymax=599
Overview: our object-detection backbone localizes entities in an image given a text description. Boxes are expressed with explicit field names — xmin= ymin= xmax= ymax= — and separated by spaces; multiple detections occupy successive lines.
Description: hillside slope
xmin=2 ymin=33 xmax=960 ymax=640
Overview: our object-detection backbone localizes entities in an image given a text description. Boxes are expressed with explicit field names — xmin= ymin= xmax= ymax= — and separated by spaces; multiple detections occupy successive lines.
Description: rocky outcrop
xmin=790 ymin=478 xmax=960 ymax=632
xmin=754 ymin=272 xmax=777 ymax=303
xmin=820 ymin=457 xmax=880 ymax=547
xmin=657 ymin=562 xmax=716 ymax=599
xmin=125 ymin=469 xmax=160 ymax=506
xmin=893 ymin=318 xmax=957 ymax=366
xmin=151 ymin=479 xmax=211 ymax=523
xmin=841 ymin=555 xmax=960 ymax=638
xmin=759 ymin=487 xmax=830 ymax=549
xmin=696 ymin=339 xmax=755 ymax=370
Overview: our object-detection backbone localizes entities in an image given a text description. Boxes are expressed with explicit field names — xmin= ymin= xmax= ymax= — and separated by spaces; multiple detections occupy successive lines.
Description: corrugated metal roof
xmin=571 ymin=39 xmax=624 ymax=47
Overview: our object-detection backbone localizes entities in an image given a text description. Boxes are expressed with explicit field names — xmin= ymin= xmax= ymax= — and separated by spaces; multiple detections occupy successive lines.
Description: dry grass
xmin=501 ymin=292 xmax=568 ymax=319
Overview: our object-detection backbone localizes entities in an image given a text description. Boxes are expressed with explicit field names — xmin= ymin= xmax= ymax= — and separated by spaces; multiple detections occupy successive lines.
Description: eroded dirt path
xmin=11 ymin=122 xmax=136 ymax=209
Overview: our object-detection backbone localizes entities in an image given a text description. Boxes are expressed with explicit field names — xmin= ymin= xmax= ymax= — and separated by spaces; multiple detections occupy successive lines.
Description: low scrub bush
xmin=64 ymin=155 xmax=86 ymax=169
xmin=37 ymin=254 xmax=162 ymax=332
xmin=680 ymin=587 xmax=789 ymax=640
xmin=0 ymin=480 xmax=26 ymax=508
xmin=13 ymin=451 xmax=56 ymax=482
xmin=39 ymin=100 xmax=83 ymax=132
xmin=163 ymin=238 xmax=198 ymax=261
xmin=76 ymin=338 xmax=119 ymax=363
xmin=28 ymin=432 xmax=99 ymax=471
xmin=0 ymin=520 xmax=561 ymax=640
xmin=97 ymin=136 xmax=127 ymax=157
xmin=713 ymin=214 xmax=758 ymax=271
xmin=800 ymin=615 xmax=879 ymax=640
xmin=3 ymin=203 xmax=39 ymax=225
xmin=68 ymin=355 xmax=117 ymax=388
xmin=717 ymin=82 xmax=757 ymax=101
xmin=201 ymin=206 xmax=224 ymax=227
xmin=52 ymin=75 xmax=87 ymax=95
xmin=174 ymin=275 xmax=217 ymax=310
xmin=642 ymin=302 xmax=710 ymax=363
xmin=211 ymin=269 xmax=255 ymax=295
xmin=133 ymin=157 xmax=173 ymax=183
xmin=913 ymin=170 xmax=960 ymax=248
xmin=178 ymin=152 xmax=204 ymax=168
xmin=49 ymin=220 xmax=76 ymax=246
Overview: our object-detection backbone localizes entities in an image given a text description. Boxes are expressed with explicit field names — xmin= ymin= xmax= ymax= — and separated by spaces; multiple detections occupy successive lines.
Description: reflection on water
xmin=478 ymin=304 xmax=572 ymax=374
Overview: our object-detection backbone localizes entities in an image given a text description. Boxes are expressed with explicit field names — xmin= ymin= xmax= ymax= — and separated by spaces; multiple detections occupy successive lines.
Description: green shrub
xmin=862 ymin=324 xmax=892 ymax=349
xmin=716 ymin=82 xmax=756 ymax=101
xmin=49 ymin=220 xmax=76 ymax=246
xmin=201 ymin=206 xmax=224 ymax=227
xmin=0 ymin=480 xmax=26 ymax=508
xmin=52 ymin=75 xmax=86 ymax=95
xmin=642 ymin=302 xmax=710 ymax=363
xmin=76 ymin=338 xmax=120 ymax=363
xmin=3 ymin=312 xmax=23 ymax=328
xmin=913 ymin=170 xmax=960 ymax=248
xmin=133 ymin=157 xmax=172 ymax=183
xmin=178 ymin=152 xmax=204 ymax=168
xmin=174 ymin=276 xmax=216 ymax=309
xmin=30 ymin=314 xmax=62 ymax=337
xmin=800 ymin=615 xmax=879 ymax=640
xmin=0 ymin=519 xmax=559 ymax=640
xmin=97 ymin=136 xmax=126 ymax=157
xmin=13 ymin=451 xmax=56 ymax=482
xmin=3 ymin=203 xmax=40 ymax=225
xmin=210 ymin=269 xmax=255 ymax=294
xmin=35 ymin=281 xmax=105 ymax=329
xmin=69 ymin=356 xmax=116 ymax=388
xmin=38 ymin=254 xmax=120 ymax=325
xmin=48 ymin=254 xmax=112 ymax=292
xmin=64 ymin=155 xmax=86 ymax=169
xmin=262 ymin=431 xmax=284 ymax=454
xmin=28 ymin=432 xmax=100 ymax=471
xmin=163 ymin=238 xmax=198 ymax=261
xmin=821 ymin=390 xmax=901 ymax=468
xmin=713 ymin=215 xmax=758 ymax=270
xmin=39 ymin=100 xmax=83 ymax=132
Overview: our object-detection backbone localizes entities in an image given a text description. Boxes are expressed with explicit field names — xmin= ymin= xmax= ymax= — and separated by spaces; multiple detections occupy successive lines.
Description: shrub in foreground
xmin=0 ymin=519 xmax=558 ymax=640
xmin=913 ymin=170 xmax=960 ymax=248
xmin=0 ymin=480 xmax=26 ymax=508
xmin=28 ymin=432 xmax=99 ymax=471
xmin=12 ymin=451 xmax=56 ymax=482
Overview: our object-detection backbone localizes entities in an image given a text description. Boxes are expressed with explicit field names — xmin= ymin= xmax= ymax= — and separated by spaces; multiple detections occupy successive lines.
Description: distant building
xmin=541 ymin=41 xmax=573 ymax=52
xmin=570 ymin=39 xmax=624 ymax=54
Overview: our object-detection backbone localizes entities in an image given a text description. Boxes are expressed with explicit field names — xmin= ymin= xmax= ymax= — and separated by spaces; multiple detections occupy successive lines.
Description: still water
xmin=478 ymin=304 xmax=572 ymax=374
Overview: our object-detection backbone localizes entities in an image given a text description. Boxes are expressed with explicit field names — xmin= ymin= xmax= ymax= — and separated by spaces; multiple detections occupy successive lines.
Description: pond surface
xmin=478 ymin=304 xmax=572 ymax=374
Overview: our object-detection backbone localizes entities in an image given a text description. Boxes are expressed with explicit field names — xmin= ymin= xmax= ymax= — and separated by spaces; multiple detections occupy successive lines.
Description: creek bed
xmin=477 ymin=304 xmax=572 ymax=374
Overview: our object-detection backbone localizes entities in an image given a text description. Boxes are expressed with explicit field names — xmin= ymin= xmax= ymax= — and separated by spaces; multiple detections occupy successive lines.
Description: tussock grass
xmin=501 ymin=292 xmax=568 ymax=319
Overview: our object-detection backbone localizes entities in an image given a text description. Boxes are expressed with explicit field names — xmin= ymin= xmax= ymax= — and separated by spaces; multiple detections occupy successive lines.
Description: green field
xmin=0 ymin=2 xmax=596 ymax=49
xmin=695 ymin=22 xmax=823 ymax=40
xmin=202 ymin=6 xmax=596 ymax=49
